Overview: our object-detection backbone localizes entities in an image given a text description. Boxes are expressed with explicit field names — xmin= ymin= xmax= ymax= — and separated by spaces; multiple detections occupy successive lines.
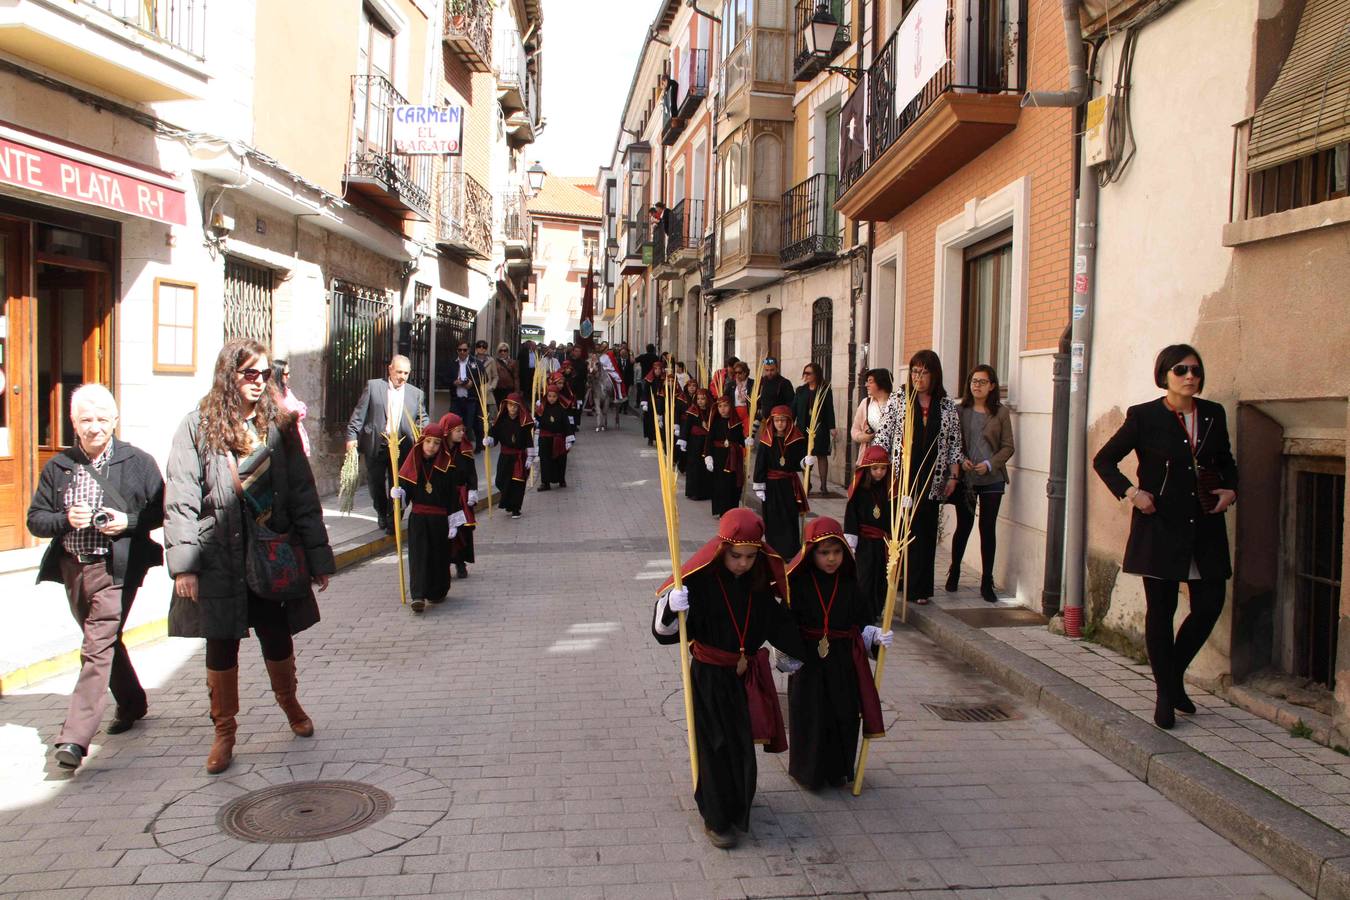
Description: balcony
xmin=781 ymin=174 xmax=842 ymax=268
xmin=661 ymin=48 xmax=711 ymax=146
xmin=654 ymin=199 xmax=705 ymax=279
xmin=495 ymin=27 xmax=527 ymax=113
xmin=700 ymin=233 xmax=716 ymax=295
xmin=714 ymin=119 xmax=789 ymax=291
xmin=620 ymin=219 xmax=650 ymax=276
xmin=444 ymin=0 xmax=492 ymax=74
xmin=507 ymin=62 xmax=541 ymax=145
xmin=346 ymin=74 xmax=434 ymax=221
xmin=793 ymin=0 xmax=851 ymax=82
xmin=721 ymin=25 xmax=795 ymax=125
xmin=835 ymin=0 xmax=1026 ymax=223
xmin=0 ymin=0 xmax=208 ymax=101
xmin=437 ymin=168 xmax=492 ymax=260
xmin=501 ymin=189 xmax=532 ymax=271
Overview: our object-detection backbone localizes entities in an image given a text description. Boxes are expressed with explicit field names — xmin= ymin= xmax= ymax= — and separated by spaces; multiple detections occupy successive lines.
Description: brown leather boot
xmin=265 ymin=656 xmax=314 ymax=737
xmin=206 ymin=667 xmax=238 ymax=775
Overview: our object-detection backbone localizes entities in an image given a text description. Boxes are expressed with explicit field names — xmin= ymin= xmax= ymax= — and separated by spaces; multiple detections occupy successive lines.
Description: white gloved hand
xmin=447 ymin=525 xmax=458 ymax=539
xmin=844 ymin=534 xmax=859 ymax=553
xmin=753 ymin=483 xmax=766 ymax=502
xmin=802 ymin=455 xmax=817 ymax=468
xmin=676 ymin=439 xmax=687 ymax=451
xmin=483 ymin=436 xmax=496 ymax=448
xmin=448 ymin=511 xmax=467 ymax=529
xmin=467 ymin=489 xmax=479 ymax=507
xmin=667 ymin=586 xmax=690 ymax=612
xmin=776 ymin=653 xmax=804 ymax=674
xmin=862 ymin=625 xmax=894 ymax=651
xmin=389 ymin=486 xmax=406 ymax=501
xmin=674 ymin=425 xmax=681 ymax=438
xmin=641 ymin=402 xmax=649 ymax=412
xmin=744 ymin=437 xmax=755 ymax=448
xmin=565 ymin=436 xmax=576 ymax=449
xmin=528 ymin=447 xmax=538 ymax=460
xmin=705 ymin=457 xmax=715 ymax=472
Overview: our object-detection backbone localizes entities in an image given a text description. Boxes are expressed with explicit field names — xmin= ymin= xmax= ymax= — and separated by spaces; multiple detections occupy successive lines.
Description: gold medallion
xmin=424 ymin=482 xmax=433 ymax=494
xmin=872 ymin=504 xmax=881 ymax=518
xmin=779 ymin=456 xmax=786 ymax=466
xmin=817 ymin=635 xmax=830 ymax=658
xmin=735 ymin=653 xmax=748 ymax=676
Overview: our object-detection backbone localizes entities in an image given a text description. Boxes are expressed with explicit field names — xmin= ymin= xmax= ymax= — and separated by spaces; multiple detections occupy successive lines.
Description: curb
xmin=906 ymin=604 xmax=1350 ymax=899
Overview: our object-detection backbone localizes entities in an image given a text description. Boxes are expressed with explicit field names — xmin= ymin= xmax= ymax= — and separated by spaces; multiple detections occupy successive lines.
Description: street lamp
xmin=606 ymin=238 xmax=621 ymax=262
xmin=805 ymin=5 xmax=840 ymax=57
xmin=527 ymin=162 xmax=546 ymax=194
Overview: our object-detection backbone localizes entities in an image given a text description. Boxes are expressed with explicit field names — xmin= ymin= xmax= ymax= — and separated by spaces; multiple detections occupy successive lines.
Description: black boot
xmin=980 ymin=575 xmax=998 ymax=604
xmin=944 ymin=567 xmax=959 ymax=593
xmin=1154 ymin=694 xmax=1176 ymax=729
xmin=1173 ymin=674 xmax=1197 ymax=715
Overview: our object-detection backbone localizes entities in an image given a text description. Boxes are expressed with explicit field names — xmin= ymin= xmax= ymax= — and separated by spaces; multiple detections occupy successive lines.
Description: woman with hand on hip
xmin=1093 ymin=344 xmax=1237 ymax=730
xmin=946 ymin=365 xmax=1015 ymax=603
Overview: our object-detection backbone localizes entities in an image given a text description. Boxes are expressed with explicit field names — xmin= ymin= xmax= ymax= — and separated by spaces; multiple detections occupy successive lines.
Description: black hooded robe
xmin=753 ymin=436 xmax=807 ymax=560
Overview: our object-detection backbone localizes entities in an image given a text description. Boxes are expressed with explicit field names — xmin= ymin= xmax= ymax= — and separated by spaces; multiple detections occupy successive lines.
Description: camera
xmin=91 ymin=510 xmax=112 ymax=529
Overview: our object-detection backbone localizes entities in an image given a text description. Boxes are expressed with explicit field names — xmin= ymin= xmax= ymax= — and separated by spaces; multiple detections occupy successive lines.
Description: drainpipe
xmin=1023 ymin=0 xmax=1091 ymax=638
xmin=1041 ymin=324 xmax=1071 ymax=618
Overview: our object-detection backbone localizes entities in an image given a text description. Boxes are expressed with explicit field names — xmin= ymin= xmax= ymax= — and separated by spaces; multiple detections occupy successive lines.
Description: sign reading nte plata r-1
xmin=393 ymin=106 xmax=464 ymax=156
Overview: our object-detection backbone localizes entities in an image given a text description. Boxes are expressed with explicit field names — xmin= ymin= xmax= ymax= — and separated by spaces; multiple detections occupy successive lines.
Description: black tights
xmin=950 ymin=491 xmax=1003 ymax=580
xmin=1142 ymin=578 xmax=1226 ymax=700
xmin=204 ymin=596 xmax=293 ymax=671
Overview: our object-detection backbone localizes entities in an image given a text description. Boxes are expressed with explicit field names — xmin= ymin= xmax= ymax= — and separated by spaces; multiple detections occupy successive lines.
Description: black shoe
xmin=511 ymin=511 xmax=522 ymax=519
xmin=1153 ymin=697 xmax=1176 ymax=730
xmin=54 ymin=743 xmax=85 ymax=770
xmin=410 ymin=598 xmax=426 ymax=613
xmin=704 ymin=826 xmax=738 ymax=849
xmin=456 ymin=564 xmax=468 ymax=579
xmin=106 ymin=707 xmax=146 ymax=735
xmin=980 ymin=577 xmax=998 ymax=604
xmin=944 ymin=568 xmax=959 ymax=593
xmin=1173 ymin=687 xmax=1197 ymax=715
xmin=539 ymin=484 xmax=551 ymax=492
xmin=559 ymin=480 xmax=567 ymax=488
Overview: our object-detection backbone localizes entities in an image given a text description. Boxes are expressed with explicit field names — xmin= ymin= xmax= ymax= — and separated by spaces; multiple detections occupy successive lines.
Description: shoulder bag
xmin=226 ymin=448 xmax=310 ymax=603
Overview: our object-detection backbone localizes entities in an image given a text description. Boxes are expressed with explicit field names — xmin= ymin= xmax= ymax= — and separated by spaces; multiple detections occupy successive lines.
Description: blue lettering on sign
xmin=394 ymin=106 xmax=462 ymax=125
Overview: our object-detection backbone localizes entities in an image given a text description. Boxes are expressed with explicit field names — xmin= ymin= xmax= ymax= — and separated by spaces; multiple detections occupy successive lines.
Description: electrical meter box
xmin=1084 ymin=95 xmax=1113 ymax=168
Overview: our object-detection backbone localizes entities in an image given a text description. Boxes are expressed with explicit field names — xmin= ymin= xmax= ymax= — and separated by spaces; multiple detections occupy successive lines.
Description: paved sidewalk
xmin=0 ymin=424 xmax=1307 ymax=898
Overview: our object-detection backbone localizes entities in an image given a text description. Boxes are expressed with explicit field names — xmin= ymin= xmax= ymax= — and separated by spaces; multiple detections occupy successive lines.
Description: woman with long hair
xmin=165 ymin=340 xmax=334 ymax=774
xmin=947 ymin=365 xmax=1015 ymax=603
xmin=1094 ymin=344 xmax=1237 ymax=729
xmin=270 ymin=358 xmax=311 ymax=456
xmin=871 ymin=350 xmax=963 ymax=605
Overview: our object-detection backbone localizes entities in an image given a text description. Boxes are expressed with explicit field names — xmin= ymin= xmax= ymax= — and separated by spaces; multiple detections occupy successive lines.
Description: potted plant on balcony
xmin=448 ymin=0 xmax=477 ymax=32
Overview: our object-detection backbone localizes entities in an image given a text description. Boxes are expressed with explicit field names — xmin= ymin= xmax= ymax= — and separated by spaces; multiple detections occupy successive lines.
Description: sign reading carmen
xmin=393 ymin=105 xmax=464 ymax=156
xmin=0 ymin=135 xmax=187 ymax=226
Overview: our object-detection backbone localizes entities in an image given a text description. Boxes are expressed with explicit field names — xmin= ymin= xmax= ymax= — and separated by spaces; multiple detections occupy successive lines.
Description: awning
xmin=1247 ymin=0 xmax=1350 ymax=172
xmin=0 ymin=122 xmax=187 ymax=226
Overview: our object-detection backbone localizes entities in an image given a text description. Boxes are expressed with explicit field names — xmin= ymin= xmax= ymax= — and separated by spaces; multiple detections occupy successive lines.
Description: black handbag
xmin=226 ymin=452 xmax=310 ymax=603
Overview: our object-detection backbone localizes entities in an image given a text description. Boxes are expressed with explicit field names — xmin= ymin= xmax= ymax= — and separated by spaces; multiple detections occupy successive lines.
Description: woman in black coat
xmin=1093 ymin=344 xmax=1237 ymax=730
xmin=165 ymin=340 xmax=335 ymax=774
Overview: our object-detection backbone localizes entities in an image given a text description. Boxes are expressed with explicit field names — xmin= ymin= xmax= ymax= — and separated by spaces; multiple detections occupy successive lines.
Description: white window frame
xmin=869 ymin=230 xmax=905 ymax=376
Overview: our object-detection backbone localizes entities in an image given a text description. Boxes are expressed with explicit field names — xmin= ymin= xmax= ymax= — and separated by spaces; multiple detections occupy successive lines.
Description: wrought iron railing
xmin=678 ymin=48 xmax=711 ymax=117
xmin=700 ymin=233 xmax=716 ymax=293
xmin=444 ymin=0 xmax=493 ymax=70
xmin=838 ymin=0 xmax=1027 ymax=198
xmin=434 ymin=300 xmax=478 ymax=389
xmin=501 ymin=189 xmax=531 ymax=251
xmin=347 ymin=74 xmax=434 ymax=219
xmin=84 ymin=0 xmax=207 ymax=59
xmin=326 ymin=282 xmax=396 ymax=424
xmin=495 ymin=27 xmax=526 ymax=93
xmin=407 ymin=283 xmax=432 ymax=391
xmin=666 ymin=199 xmax=704 ymax=255
xmin=793 ymin=0 xmax=850 ymax=80
xmin=439 ymin=168 xmax=493 ymax=259
xmin=223 ymin=256 xmax=273 ymax=347
xmin=781 ymin=174 xmax=842 ymax=266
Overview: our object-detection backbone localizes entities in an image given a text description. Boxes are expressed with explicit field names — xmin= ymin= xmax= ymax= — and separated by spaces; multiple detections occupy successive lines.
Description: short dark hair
xmin=475 ymin=340 xmax=488 ymax=349
xmin=864 ymin=368 xmax=893 ymax=393
xmin=646 ymin=343 xmax=656 ymax=353
xmin=1154 ymin=343 xmax=1205 ymax=392
xmin=908 ymin=349 xmax=947 ymax=402
xmin=961 ymin=364 xmax=1002 ymax=412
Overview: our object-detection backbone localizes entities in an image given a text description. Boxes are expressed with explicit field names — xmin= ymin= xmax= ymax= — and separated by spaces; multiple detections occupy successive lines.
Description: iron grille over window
xmin=435 ymin=300 xmax=478 ymax=391
xmin=223 ymin=256 xmax=274 ymax=347
xmin=811 ymin=298 xmax=832 ymax=384
xmin=1294 ymin=465 xmax=1345 ymax=688
xmin=326 ymin=282 xmax=395 ymax=424
xmin=407 ymin=284 xmax=433 ymax=391
xmin=723 ymin=319 xmax=736 ymax=368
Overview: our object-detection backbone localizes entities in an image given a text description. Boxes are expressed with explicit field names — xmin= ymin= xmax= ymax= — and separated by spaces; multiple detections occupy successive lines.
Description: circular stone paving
xmin=150 ymin=763 xmax=451 ymax=871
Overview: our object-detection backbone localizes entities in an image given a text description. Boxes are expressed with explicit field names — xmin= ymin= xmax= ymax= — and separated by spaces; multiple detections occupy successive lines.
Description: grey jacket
xmin=164 ymin=410 xmax=335 ymax=641
xmin=346 ymin=379 xmax=428 ymax=456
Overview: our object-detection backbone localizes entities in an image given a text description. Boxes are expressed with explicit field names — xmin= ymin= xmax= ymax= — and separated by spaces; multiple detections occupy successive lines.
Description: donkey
xmin=587 ymin=353 xmax=618 ymax=431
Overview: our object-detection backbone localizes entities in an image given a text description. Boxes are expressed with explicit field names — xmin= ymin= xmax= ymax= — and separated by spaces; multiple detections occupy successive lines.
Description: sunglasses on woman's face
xmin=1171 ymin=364 xmax=1202 ymax=377
xmin=237 ymin=367 xmax=272 ymax=383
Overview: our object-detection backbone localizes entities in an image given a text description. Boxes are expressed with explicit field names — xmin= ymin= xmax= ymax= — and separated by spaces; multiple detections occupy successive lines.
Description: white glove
xmin=802 ymin=455 xmax=817 ymax=468
xmin=448 ymin=525 xmax=458 ymax=539
xmin=448 ymin=511 xmax=467 ymax=529
xmin=676 ymin=439 xmax=687 ymax=451
xmin=656 ymin=417 xmax=664 ymax=431
xmin=844 ymin=533 xmax=859 ymax=552
xmin=862 ymin=625 xmax=894 ymax=651
xmin=753 ymin=483 xmax=766 ymax=502
xmin=483 ymin=436 xmax=496 ymax=448
xmin=776 ymin=654 xmax=804 ymax=674
xmin=705 ymin=457 xmax=715 ymax=472
xmin=667 ymin=586 xmax=689 ymax=612
xmin=467 ymin=489 xmax=479 ymax=507
xmin=528 ymin=447 xmax=538 ymax=461
xmin=389 ymin=486 xmax=406 ymax=501
xmin=641 ymin=402 xmax=649 ymax=412
xmin=674 ymin=425 xmax=681 ymax=437
xmin=744 ymin=437 xmax=755 ymax=448
xmin=565 ymin=436 xmax=576 ymax=449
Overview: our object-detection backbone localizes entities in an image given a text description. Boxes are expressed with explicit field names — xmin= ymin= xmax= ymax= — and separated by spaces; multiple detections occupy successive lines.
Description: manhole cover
xmin=922 ymin=702 xmax=1016 ymax=723
xmin=218 ymin=781 xmax=393 ymax=843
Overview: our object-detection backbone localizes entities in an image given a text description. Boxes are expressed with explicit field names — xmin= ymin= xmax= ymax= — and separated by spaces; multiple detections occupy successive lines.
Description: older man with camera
xmin=26 ymin=384 xmax=165 ymax=770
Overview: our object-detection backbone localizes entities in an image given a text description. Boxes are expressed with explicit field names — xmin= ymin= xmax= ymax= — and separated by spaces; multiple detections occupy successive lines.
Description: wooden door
xmin=0 ymin=219 xmax=27 ymax=550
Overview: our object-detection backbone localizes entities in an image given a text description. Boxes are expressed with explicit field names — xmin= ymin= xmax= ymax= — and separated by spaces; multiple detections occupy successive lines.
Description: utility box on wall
xmin=1084 ymin=95 xmax=1114 ymax=168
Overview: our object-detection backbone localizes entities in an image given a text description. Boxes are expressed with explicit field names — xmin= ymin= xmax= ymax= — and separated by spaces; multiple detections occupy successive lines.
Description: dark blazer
xmin=516 ymin=347 xmax=537 ymax=396
xmin=756 ymin=375 xmax=795 ymax=419
xmin=26 ymin=440 xmax=165 ymax=589
xmin=1093 ymin=397 xmax=1238 ymax=581
xmin=791 ymin=384 xmax=836 ymax=449
xmin=448 ymin=356 xmax=487 ymax=402
xmin=346 ymin=379 xmax=428 ymax=456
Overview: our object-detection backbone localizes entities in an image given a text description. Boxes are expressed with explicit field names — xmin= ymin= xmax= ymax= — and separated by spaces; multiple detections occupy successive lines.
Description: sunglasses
xmin=458 ymin=347 xmax=469 ymax=352
xmin=237 ymin=367 xmax=272 ymax=383
xmin=1171 ymin=364 xmax=1203 ymax=377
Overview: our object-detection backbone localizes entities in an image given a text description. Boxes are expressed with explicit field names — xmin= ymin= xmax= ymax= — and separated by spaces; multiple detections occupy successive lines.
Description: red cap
xmin=656 ymin=508 xmax=788 ymax=602
xmin=785 ymin=516 xmax=856 ymax=580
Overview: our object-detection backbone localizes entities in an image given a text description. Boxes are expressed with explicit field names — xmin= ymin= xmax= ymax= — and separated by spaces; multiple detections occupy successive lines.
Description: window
xmin=1247 ymin=143 xmax=1349 ymax=217
xmin=582 ymin=229 xmax=601 ymax=261
xmin=154 ymin=279 xmax=197 ymax=374
xmin=223 ymin=256 xmax=274 ymax=346
xmin=959 ymin=231 xmax=1013 ymax=393
xmin=326 ymin=281 xmax=396 ymax=424
xmin=1290 ymin=460 xmax=1345 ymax=688
xmin=723 ymin=318 xmax=736 ymax=367
xmin=811 ymin=298 xmax=832 ymax=384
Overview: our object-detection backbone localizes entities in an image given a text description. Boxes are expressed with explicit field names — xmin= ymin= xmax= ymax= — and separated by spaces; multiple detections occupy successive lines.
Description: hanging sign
xmin=393 ymin=106 xmax=464 ymax=156
xmin=894 ymin=0 xmax=950 ymax=114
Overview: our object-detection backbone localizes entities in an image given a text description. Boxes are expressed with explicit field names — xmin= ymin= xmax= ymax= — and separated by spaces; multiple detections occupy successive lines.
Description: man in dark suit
xmin=517 ymin=340 xmax=539 ymax=400
xmin=755 ymin=357 xmax=795 ymax=424
xmin=448 ymin=339 xmax=487 ymax=449
xmin=346 ymin=356 xmax=429 ymax=534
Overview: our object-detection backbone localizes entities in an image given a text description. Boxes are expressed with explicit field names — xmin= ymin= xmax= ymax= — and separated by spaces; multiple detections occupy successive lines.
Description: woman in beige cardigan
xmin=850 ymin=368 xmax=892 ymax=464
xmin=946 ymin=365 xmax=1015 ymax=602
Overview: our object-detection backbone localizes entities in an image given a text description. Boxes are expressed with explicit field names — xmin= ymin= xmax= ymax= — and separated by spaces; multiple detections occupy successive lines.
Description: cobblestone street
xmin=0 ymin=424 xmax=1309 ymax=899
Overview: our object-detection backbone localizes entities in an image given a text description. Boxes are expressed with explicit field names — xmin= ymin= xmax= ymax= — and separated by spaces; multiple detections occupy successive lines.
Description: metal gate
xmin=434 ymin=299 xmax=477 ymax=390
xmin=407 ymin=284 xmax=432 ymax=391
xmin=326 ymin=281 xmax=395 ymax=423
xmin=811 ymin=297 xmax=833 ymax=384
xmin=223 ymin=256 xmax=274 ymax=347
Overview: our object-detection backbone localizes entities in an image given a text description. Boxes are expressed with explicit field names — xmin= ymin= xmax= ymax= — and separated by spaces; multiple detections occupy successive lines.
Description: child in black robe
xmin=484 ymin=392 xmax=535 ymax=519
xmin=844 ymin=445 xmax=896 ymax=622
xmin=536 ymin=380 xmax=576 ymax=490
xmin=704 ymin=395 xmax=748 ymax=517
xmin=651 ymin=509 xmax=807 ymax=848
xmin=672 ymin=382 xmax=691 ymax=473
xmin=781 ymin=517 xmax=891 ymax=789
xmin=681 ymin=388 xmax=714 ymax=501
xmin=640 ymin=360 xmax=668 ymax=445
xmin=751 ymin=405 xmax=813 ymax=560
xmin=394 ymin=423 xmax=461 ymax=613
xmin=437 ymin=412 xmax=479 ymax=580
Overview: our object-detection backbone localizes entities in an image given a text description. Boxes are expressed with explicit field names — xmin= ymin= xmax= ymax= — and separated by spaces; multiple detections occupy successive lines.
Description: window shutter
xmin=1247 ymin=0 xmax=1350 ymax=172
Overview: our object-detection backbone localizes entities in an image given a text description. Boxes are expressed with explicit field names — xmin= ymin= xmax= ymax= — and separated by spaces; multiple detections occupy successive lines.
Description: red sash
xmin=689 ymin=642 xmax=787 ymax=753
xmin=799 ymin=628 xmax=885 ymax=738
xmin=458 ymin=485 xmax=477 ymax=528
xmin=767 ymin=468 xmax=809 ymax=514
xmin=500 ymin=446 xmax=527 ymax=482
xmin=409 ymin=503 xmax=448 ymax=516
xmin=859 ymin=525 xmax=887 ymax=541
xmin=540 ymin=429 xmax=567 ymax=457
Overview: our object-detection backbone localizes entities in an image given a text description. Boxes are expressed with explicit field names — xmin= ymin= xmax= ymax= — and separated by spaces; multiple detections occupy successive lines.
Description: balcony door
xmin=823 ymin=107 xmax=841 ymax=241
xmin=355 ymin=4 xmax=396 ymax=157
xmin=0 ymin=221 xmax=25 ymax=550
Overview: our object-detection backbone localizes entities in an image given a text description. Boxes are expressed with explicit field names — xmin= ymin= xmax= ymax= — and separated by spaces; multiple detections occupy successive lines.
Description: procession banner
xmin=894 ymin=0 xmax=949 ymax=113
